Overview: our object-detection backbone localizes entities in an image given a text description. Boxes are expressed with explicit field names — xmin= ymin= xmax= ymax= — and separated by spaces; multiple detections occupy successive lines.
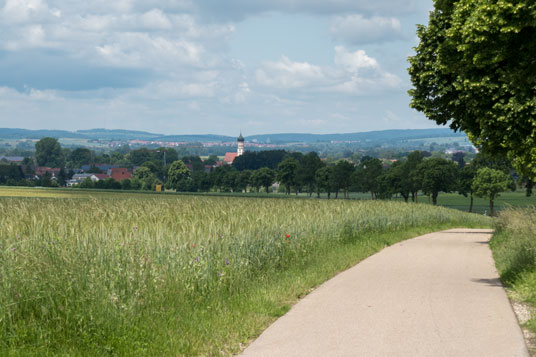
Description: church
xmin=223 ymin=133 xmax=244 ymax=165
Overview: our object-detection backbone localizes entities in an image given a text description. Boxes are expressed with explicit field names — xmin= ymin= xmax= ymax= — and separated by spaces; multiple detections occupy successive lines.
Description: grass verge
xmin=490 ymin=207 xmax=536 ymax=351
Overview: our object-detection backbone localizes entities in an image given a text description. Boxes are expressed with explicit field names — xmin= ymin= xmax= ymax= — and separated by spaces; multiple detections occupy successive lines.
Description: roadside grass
xmin=490 ymin=207 xmax=536 ymax=338
xmin=0 ymin=188 xmax=490 ymax=355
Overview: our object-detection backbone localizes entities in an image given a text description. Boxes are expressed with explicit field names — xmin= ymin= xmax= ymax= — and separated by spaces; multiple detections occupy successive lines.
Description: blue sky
xmin=0 ymin=0 xmax=437 ymax=135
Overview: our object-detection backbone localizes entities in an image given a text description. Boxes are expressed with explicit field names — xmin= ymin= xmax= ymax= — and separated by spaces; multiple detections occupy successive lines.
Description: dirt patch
xmin=510 ymin=296 xmax=536 ymax=355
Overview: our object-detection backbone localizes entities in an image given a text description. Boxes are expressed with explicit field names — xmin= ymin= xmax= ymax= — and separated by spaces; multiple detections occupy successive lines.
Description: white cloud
xmin=331 ymin=14 xmax=404 ymax=45
xmin=334 ymin=46 xmax=378 ymax=72
xmin=255 ymin=56 xmax=325 ymax=89
xmin=1 ymin=0 xmax=51 ymax=24
xmin=255 ymin=47 xmax=400 ymax=95
xmin=140 ymin=9 xmax=172 ymax=30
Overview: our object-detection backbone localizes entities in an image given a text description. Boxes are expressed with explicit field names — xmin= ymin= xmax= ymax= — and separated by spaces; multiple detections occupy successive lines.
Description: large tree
xmin=167 ymin=160 xmax=190 ymax=190
xmin=277 ymin=157 xmax=299 ymax=195
xmin=35 ymin=137 xmax=65 ymax=168
xmin=415 ymin=158 xmax=458 ymax=205
xmin=472 ymin=167 xmax=513 ymax=216
xmin=408 ymin=0 xmax=536 ymax=179
xmin=298 ymin=152 xmax=324 ymax=197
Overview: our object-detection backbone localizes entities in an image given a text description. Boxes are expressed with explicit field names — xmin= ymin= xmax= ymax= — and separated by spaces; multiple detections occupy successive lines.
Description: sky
xmin=0 ymin=0 xmax=437 ymax=136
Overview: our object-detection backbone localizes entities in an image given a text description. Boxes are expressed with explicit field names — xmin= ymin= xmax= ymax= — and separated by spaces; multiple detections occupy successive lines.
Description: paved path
xmin=241 ymin=229 xmax=528 ymax=357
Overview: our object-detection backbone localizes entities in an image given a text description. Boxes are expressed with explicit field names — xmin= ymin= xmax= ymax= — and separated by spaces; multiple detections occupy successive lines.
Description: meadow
xmin=0 ymin=187 xmax=490 ymax=355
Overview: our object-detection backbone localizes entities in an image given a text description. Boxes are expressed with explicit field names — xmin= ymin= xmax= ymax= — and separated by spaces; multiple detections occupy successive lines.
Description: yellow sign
xmin=156 ymin=185 xmax=162 ymax=192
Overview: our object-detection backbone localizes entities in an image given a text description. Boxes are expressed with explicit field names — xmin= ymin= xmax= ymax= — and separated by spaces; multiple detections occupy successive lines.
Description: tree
xmin=355 ymin=158 xmax=382 ymax=199
xmin=238 ymin=170 xmax=252 ymax=192
xmin=472 ymin=167 xmax=514 ymax=216
xmin=68 ymin=148 xmax=92 ymax=168
xmin=331 ymin=160 xmax=354 ymax=199
xmin=128 ymin=148 xmax=153 ymax=166
xmin=252 ymin=168 xmax=275 ymax=193
xmin=407 ymin=151 xmax=424 ymax=202
xmin=298 ymin=152 xmax=324 ymax=197
xmin=452 ymin=152 xmax=465 ymax=169
xmin=416 ymin=158 xmax=458 ymax=205
xmin=167 ymin=160 xmax=190 ymax=190
xmin=134 ymin=167 xmax=157 ymax=190
xmin=224 ymin=170 xmax=241 ymax=192
xmin=204 ymin=154 xmax=219 ymax=166
xmin=277 ymin=157 xmax=299 ymax=195
xmin=408 ymin=0 xmax=536 ymax=179
xmin=387 ymin=161 xmax=411 ymax=202
xmin=457 ymin=165 xmax=477 ymax=212
xmin=35 ymin=137 xmax=65 ymax=167
xmin=315 ymin=166 xmax=332 ymax=198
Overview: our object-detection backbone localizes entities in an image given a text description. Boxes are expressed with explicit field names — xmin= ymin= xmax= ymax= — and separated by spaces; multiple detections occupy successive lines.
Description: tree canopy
xmin=408 ymin=0 xmax=536 ymax=178
xmin=35 ymin=137 xmax=65 ymax=168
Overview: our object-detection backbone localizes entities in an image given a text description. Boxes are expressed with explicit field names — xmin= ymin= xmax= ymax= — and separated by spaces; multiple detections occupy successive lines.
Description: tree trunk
xmin=490 ymin=199 xmax=494 ymax=217
xmin=335 ymin=190 xmax=339 ymax=199
xmin=327 ymin=191 xmax=331 ymax=199
xmin=469 ymin=194 xmax=473 ymax=213
xmin=402 ymin=193 xmax=409 ymax=202
xmin=432 ymin=192 xmax=438 ymax=205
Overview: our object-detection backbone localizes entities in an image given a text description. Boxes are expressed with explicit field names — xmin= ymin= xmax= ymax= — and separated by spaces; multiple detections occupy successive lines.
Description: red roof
xmin=109 ymin=168 xmax=132 ymax=181
xmin=34 ymin=167 xmax=61 ymax=176
xmin=93 ymin=174 xmax=109 ymax=181
xmin=224 ymin=152 xmax=238 ymax=164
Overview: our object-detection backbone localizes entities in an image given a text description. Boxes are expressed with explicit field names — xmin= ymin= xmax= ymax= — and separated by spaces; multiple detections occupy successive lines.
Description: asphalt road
xmin=241 ymin=229 xmax=528 ymax=357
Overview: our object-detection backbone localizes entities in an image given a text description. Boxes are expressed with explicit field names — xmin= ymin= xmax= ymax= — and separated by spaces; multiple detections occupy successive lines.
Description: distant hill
xmin=0 ymin=127 xmax=466 ymax=144
xmin=153 ymin=134 xmax=236 ymax=142
xmin=245 ymin=129 xmax=465 ymax=144
xmin=0 ymin=128 xmax=83 ymax=139
xmin=77 ymin=129 xmax=162 ymax=140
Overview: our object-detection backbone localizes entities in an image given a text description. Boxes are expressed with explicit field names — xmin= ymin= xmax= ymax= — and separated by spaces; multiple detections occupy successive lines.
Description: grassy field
xmin=0 ymin=187 xmax=490 ymax=355
xmin=490 ymin=207 xmax=536 ymax=350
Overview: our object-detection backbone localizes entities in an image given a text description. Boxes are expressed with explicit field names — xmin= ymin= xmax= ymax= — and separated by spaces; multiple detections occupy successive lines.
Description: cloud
xmin=194 ymin=0 xmax=419 ymax=21
xmin=0 ymin=49 xmax=152 ymax=91
xmin=255 ymin=46 xmax=400 ymax=95
xmin=330 ymin=15 xmax=404 ymax=45
xmin=255 ymin=56 xmax=325 ymax=89
xmin=0 ymin=2 xmax=235 ymax=91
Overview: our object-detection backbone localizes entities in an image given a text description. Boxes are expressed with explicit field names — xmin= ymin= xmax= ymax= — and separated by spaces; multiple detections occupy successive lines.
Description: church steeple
xmin=237 ymin=132 xmax=245 ymax=156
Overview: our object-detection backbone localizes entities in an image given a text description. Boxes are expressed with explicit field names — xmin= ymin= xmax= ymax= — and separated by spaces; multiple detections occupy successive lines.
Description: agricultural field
xmin=0 ymin=187 xmax=489 ymax=355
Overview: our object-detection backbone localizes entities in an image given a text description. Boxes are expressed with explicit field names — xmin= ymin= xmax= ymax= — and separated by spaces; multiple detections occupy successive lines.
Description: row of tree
xmin=161 ymin=150 xmax=519 ymax=216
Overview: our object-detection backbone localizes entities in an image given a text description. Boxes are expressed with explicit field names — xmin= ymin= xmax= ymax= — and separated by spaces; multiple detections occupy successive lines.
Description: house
xmin=107 ymin=168 xmax=132 ymax=181
xmin=223 ymin=152 xmax=238 ymax=165
xmin=34 ymin=167 xmax=61 ymax=178
xmin=92 ymin=173 xmax=109 ymax=181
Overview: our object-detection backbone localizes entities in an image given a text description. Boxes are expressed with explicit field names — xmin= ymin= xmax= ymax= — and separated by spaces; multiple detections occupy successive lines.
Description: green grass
xmin=490 ymin=207 xmax=536 ymax=345
xmin=0 ymin=187 xmax=490 ymax=355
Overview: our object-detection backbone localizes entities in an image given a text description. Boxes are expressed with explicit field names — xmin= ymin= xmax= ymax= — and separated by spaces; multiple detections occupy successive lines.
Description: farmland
xmin=0 ymin=187 xmax=489 ymax=355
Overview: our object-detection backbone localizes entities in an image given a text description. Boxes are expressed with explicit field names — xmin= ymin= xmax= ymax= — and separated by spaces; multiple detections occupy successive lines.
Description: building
xmin=34 ymin=167 xmax=61 ymax=178
xmin=237 ymin=132 xmax=244 ymax=156
xmin=107 ymin=168 xmax=132 ymax=181
xmin=223 ymin=133 xmax=245 ymax=165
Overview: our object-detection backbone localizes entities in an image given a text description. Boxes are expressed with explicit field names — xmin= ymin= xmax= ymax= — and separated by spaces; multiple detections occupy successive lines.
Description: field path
xmin=240 ymin=229 xmax=528 ymax=356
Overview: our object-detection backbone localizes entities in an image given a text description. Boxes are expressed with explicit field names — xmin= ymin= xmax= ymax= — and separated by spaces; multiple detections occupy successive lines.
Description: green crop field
xmin=0 ymin=187 xmax=489 ymax=355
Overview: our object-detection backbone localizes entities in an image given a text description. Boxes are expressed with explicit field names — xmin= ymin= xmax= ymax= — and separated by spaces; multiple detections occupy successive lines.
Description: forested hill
xmin=0 ymin=127 xmax=465 ymax=143
xmin=245 ymin=129 xmax=465 ymax=144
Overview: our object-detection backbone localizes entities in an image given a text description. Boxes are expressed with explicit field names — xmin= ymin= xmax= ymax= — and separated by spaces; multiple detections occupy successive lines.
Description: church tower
xmin=237 ymin=133 xmax=244 ymax=156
